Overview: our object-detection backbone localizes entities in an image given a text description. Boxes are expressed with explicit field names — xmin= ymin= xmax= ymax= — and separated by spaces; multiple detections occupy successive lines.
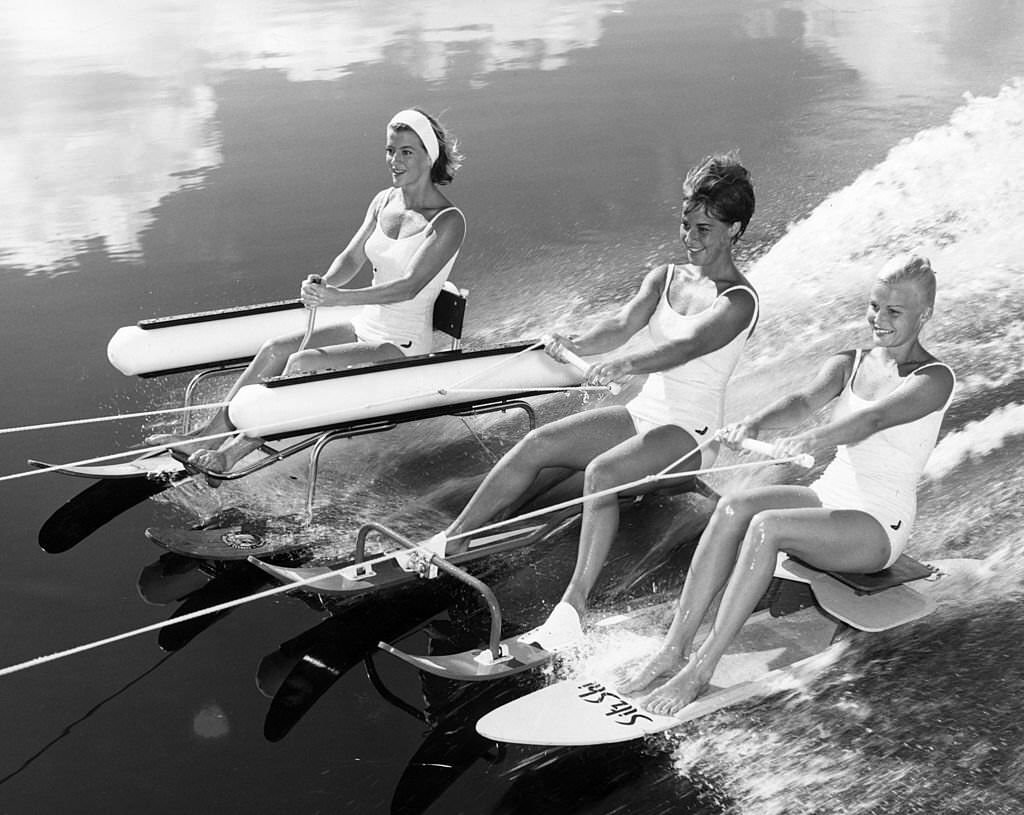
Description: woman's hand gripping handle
xmin=561 ymin=348 xmax=624 ymax=395
xmin=738 ymin=437 xmax=815 ymax=469
xmin=297 ymin=274 xmax=324 ymax=353
xmin=543 ymin=336 xmax=623 ymax=395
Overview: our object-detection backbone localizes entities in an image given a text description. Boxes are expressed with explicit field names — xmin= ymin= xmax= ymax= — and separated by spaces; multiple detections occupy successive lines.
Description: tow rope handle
xmin=547 ymin=340 xmax=623 ymax=395
xmin=297 ymin=274 xmax=324 ymax=353
xmin=739 ymin=437 xmax=815 ymax=469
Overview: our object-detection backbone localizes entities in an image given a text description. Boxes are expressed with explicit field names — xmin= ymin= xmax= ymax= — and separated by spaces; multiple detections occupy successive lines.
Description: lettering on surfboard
xmin=576 ymin=681 xmax=654 ymax=727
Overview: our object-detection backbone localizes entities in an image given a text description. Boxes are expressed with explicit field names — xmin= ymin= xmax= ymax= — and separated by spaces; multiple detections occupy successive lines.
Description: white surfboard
xmin=476 ymin=604 xmax=840 ymax=746
xmin=476 ymin=558 xmax=978 ymax=746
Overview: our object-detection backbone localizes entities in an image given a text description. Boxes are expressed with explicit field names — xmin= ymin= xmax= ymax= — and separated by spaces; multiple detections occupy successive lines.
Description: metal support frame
xmin=301 ymin=399 xmax=537 ymax=519
xmin=362 ymin=655 xmax=430 ymax=724
xmin=169 ymin=284 xmax=467 ymax=432
xmin=180 ymin=363 xmax=247 ymax=433
xmin=150 ymin=285 xmax=550 ymax=533
xmin=355 ymin=522 xmax=507 ymax=662
xmin=168 ymin=395 xmax=539 ymax=524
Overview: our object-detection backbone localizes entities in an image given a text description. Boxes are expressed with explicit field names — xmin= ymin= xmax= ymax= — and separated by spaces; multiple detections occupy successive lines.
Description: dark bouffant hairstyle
xmin=682 ymin=153 xmax=755 ymax=242
xmin=389 ymin=108 xmax=464 ymax=186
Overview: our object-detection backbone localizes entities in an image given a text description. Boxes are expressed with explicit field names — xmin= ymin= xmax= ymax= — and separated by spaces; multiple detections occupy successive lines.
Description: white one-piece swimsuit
xmin=351 ymin=190 xmax=464 ymax=357
xmin=809 ymin=349 xmax=955 ymax=567
xmin=625 ymin=264 xmax=759 ymax=468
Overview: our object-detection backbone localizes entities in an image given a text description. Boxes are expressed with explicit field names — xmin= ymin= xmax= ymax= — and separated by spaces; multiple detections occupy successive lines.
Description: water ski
xmin=379 ymin=596 xmax=684 ymax=683
xmin=476 ymin=607 xmax=839 ymax=745
xmin=145 ymin=524 xmax=314 ymax=561
xmin=476 ymin=556 xmax=973 ymax=747
xmin=248 ymin=517 xmax=575 ymax=596
xmin=378 ymin=635 xmax=554 ymax=682
xmin=30 ymin=451 xmax=185 ymax=480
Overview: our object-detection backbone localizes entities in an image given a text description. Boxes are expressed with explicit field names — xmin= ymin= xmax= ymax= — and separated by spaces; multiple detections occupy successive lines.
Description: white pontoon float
xmin=100 ymin=284 xmax=594 ymax=514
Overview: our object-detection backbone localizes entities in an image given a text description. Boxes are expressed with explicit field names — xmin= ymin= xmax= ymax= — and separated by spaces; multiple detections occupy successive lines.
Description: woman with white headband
xmin=148 ymin=107 xmax=466 ymax=475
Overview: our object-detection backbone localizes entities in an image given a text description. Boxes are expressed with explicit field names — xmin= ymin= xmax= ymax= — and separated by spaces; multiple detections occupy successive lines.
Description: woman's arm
xmin=791 ymin=363 xmax=954 ymax=449
xmin=315 ymin=208 xmax=465 ymax=307
xmin=548 ymin=265 xmax=669 ymax=361
xmin=610 ymin=285 xmax=757 ymax=377
xmin=559 ymin=277 xmax=757 ymax=387
xmin=751 ymin=353 xmax=853 ymax=432
xmin=718 ymin=352 xmax=853 ymax=451
xmin=318 ymin=190 xmax=388 ymax=289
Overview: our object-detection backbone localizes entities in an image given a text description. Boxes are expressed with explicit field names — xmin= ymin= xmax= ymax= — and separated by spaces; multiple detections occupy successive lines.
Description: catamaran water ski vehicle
xmin=236 ymin=441 xmax=811 ymax=682
xmin=33 ymin=284 xmax=608 ymax=517
xmin=241 ymin=471 xmax=719 ymax=681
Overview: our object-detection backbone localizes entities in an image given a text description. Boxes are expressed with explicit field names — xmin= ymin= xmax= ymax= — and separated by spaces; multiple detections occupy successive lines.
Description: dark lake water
xmin=2 ymin=2 xmax=1023 ymax=812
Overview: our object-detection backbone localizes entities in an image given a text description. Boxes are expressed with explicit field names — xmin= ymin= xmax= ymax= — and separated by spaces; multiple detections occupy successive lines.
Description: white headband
xmin=388 ymin=109 xmax=440 ymax=164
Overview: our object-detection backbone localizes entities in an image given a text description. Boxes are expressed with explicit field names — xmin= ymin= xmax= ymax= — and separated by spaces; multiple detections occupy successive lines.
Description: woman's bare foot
xmin=189 ymin=448 xmax=231 ymax=474
xmin=181 ymin=433 xmax=261 ymax=477
xmin=181 ymin=448 xmax=233 ymax=488
xmin=617 ymin=645 xmax=688 ymax=695
xmin=636 ymin=662 xmax=711 ymax=717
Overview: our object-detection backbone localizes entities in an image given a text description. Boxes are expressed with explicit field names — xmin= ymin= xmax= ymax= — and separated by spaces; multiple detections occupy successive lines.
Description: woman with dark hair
xmin=424 ymin=154 xmax=759 ymax=650
xmin=149 ymin=108 xmax=466 ymax=474
xmin=621 ymin=254 xmax=954 ymax=715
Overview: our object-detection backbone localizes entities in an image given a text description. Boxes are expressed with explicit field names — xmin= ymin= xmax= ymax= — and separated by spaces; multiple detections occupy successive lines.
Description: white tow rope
xmin=0 ymin=438 xmax=813 ymax=678
xmin=1 ymin=338 xmax=616 ymax=483
xmin=0 ymin=402 xmax=231 ymax=437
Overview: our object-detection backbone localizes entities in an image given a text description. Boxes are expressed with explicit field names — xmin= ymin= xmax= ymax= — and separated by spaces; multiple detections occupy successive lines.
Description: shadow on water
xmin=260 ymin=581 xmax=463 ymax=742
xmin=492 ymin=744 xmax=728 ymax=815
xmin=135 ymin=557 xmax=272 ymax=650
xmin=262 ymin=602 xmax=550 ymax=814
xmin=226 ymin=483 xmax=717 ymax=814
xmin=387 ymin=668 xmax=533 ymax=815
xmin=137 ymin=551 xmax=214 ymax=605
xmin=38 ymin=475 xmax=171 ymax=553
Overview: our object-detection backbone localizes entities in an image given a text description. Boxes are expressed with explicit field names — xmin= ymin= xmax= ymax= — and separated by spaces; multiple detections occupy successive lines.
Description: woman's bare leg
xmin=638 ymin=496 xmax=891 ymax=716
xmin=443 ymin=407 xmax=638 ymax=553
xmin=148 ymin=322 xmax=360 ymax=455
xmin=284 ymin=338 xmax=406 ymax=375
xmin=187 ymin=434 xmax=265 ymax=474
xmin=620 ymin=486 xmax=822 ymax=694
xmin=558 ymin=423 xmax=700 ymax=616
xmin=187 ymin=336 xmax=403 ymax=473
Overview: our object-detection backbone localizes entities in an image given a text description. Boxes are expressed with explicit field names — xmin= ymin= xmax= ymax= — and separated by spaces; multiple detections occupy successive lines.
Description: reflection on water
xmin=800 ymin=0 xmax=1024 ymax=94
xmin=5 ymin=0 xmax=1023 ymax=278
xmin=0 ymin=0 xmax=632 ymax=274
xmin=192 ymin=703 xmax=230 ymax=739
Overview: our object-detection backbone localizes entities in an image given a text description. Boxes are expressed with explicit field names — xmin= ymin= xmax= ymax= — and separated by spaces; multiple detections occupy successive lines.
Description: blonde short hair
xmin=877 ymin=254 xmax=936 ymax=308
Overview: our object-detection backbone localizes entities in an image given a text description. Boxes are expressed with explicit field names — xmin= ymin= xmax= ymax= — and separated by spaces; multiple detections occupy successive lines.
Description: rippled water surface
xmin=1 ymin=2 xmax=1023 ymax=813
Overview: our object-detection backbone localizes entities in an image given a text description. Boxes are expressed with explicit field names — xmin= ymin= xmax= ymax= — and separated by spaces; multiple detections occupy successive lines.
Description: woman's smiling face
xmin=679 ymin=205 xmax=737 ymax=267
xmin=385 ymin=128 xmax=431 ymax=187
xmin=866 ymin=278 xmax=932 ymax=349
